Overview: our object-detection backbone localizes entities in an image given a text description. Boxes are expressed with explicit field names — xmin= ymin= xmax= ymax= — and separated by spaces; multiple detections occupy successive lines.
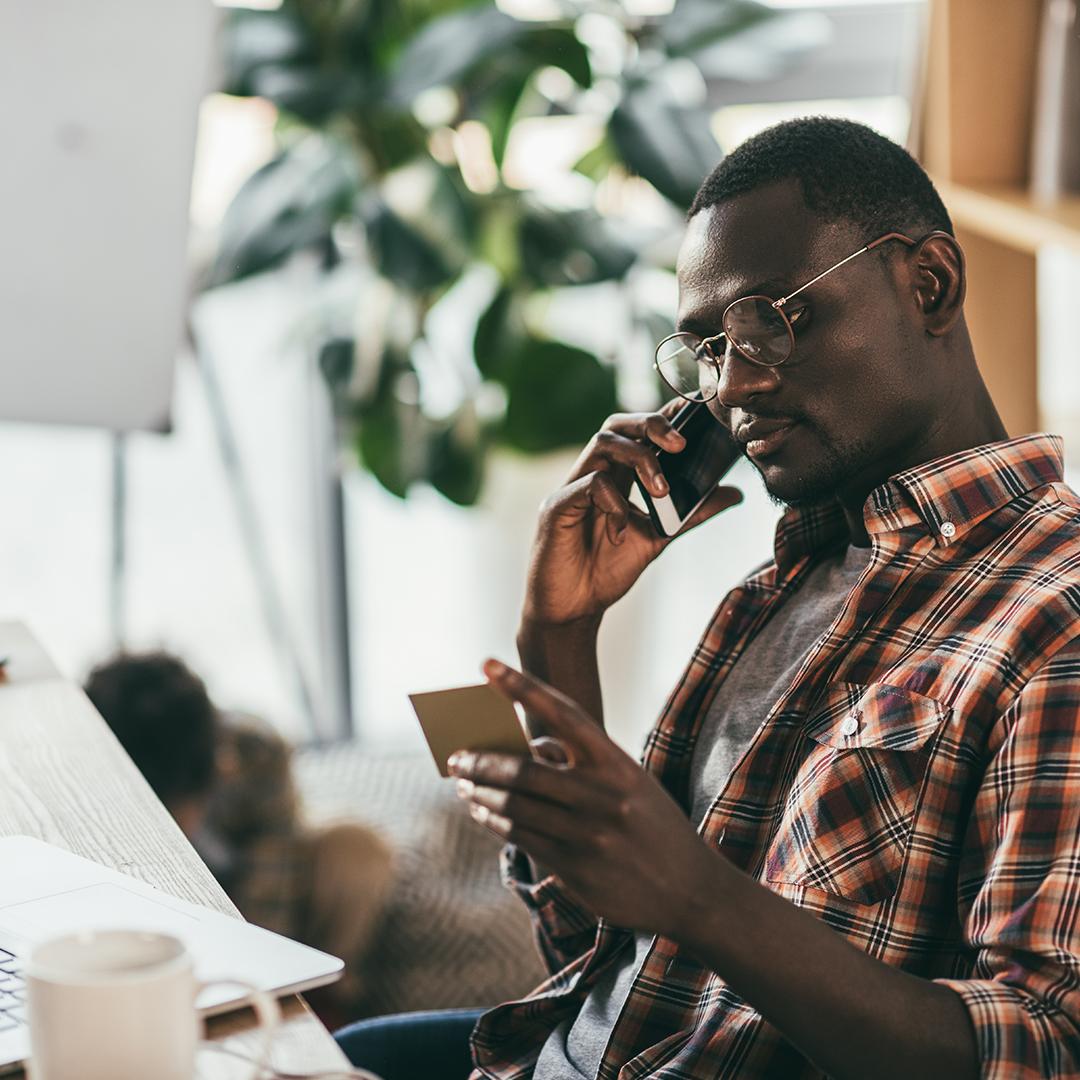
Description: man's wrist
xmin=518 ymin=613 xmax=602 ymax=640
xmin=657 ymin=845 xmax=745 ymax=951
xmin=516 ymin=617 xmax=605 ymax=725
xmin=517 ymin=617 xmax=600 ymax=676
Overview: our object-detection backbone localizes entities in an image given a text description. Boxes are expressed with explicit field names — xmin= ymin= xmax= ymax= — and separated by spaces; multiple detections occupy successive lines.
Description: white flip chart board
xmin=0 ymin=0 xmax=216 ymax=431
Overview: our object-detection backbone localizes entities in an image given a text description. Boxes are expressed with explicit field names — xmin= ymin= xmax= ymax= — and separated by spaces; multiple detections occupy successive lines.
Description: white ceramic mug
xmin=25 ymin=929 xmax=279 ymax=1080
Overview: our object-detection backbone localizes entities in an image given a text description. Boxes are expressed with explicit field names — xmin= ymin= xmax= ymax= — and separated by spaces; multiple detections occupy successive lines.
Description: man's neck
xmin=838 ymin=413 xmax=1011 ymax=547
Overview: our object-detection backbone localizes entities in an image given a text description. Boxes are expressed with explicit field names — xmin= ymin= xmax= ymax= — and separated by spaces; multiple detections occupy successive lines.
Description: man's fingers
xmin=601 ymin=410 xmax=685 ymax=449
xmin=655 ymin=397 xmax=687 ymax=422
xmin=569 ymin=432 xmax=669 ymax=496
xmin=449 ymin=749 xmax=531 ymax=788
xmin=566 ymin=422 xmax=680 ymax=497
xmin=457 ymin=776 xmax=591 ymax=841
xmin=465 ymin=799 xmax=569 ymax=864
xmin=465 ymin=801 xmax=513 ymax=840
xmin=541 ymin=469 xmax=672 ymax=553
xmin=546 ymin=471 xmax=629 ymax=531
xmin=585 ymin=472 xmax=631 ymax=545
xmin=611 ymin=410 xmax=686 ymax=451
xmin=480 ymin=659 xmax=611 ymax=760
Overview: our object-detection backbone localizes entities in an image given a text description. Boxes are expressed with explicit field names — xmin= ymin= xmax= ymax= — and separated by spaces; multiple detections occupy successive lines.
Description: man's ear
xmin=911 ymin=232 xmax=965 ymax=337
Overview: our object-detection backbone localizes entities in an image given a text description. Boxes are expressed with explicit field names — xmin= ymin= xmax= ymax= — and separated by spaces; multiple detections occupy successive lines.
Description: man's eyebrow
xmin=674 ymin=317 xmax=717 ymax=338
xmin=733 ymin=276 xmax=799 ymax=301
xmin=677 ymin=277 xmax=802 ymax=332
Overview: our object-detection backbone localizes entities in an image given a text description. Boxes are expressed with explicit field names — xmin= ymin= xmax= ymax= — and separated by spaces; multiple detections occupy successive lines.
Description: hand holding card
xmin=408 ymin=683 xmax=532 ymax=777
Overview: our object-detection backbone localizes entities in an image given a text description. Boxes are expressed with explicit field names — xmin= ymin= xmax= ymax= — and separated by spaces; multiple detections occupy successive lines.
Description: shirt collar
xmin=772 ymin=434 xmax=1066 ymax=571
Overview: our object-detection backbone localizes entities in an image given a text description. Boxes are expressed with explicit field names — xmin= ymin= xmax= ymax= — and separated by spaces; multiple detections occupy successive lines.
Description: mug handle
xmin=199 ymin=979 xmax=282 ymax=1079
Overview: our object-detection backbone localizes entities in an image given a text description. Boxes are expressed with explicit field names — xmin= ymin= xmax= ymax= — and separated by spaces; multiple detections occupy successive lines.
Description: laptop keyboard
xmin=0 ymin=948 xmax=25 ymax=1032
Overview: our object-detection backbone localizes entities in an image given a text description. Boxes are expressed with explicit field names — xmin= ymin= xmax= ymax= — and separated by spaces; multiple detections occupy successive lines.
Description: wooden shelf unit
xmin=920 ymin=0 xmax=1073 ymax=438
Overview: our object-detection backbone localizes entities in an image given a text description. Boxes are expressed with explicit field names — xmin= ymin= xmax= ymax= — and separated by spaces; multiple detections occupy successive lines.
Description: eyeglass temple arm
xmin=772 ymin=232 xmax=916 ymax=309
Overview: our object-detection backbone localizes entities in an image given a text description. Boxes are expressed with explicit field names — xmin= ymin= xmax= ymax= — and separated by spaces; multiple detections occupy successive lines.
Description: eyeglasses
xmin=654 ymin=231 xmax=916 ymax=402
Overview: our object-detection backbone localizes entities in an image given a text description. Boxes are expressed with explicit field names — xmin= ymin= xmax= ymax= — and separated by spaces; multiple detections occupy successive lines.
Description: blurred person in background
xmin=84 ymin=651 xmax=217 ymax=838
xmin=85 ymin=652 xmax=393 ymax=1026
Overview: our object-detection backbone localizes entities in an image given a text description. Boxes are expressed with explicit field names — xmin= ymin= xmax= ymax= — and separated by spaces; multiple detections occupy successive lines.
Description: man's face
xmin=676 ymin=179 xmax=940 ymax=511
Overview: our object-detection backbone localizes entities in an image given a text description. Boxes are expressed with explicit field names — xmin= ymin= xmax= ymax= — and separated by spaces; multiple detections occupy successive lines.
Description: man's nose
xmin=716 ymin=348 xmax=782 ymax=408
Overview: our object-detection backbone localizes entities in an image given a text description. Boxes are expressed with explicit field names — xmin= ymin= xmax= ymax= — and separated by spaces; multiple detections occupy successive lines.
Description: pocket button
xmin=839 ymin=717 xmax=859 ymax=737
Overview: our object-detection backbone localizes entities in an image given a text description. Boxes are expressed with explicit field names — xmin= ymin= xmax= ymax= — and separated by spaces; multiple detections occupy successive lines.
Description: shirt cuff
xmin=936 ymin=978 xmax=1080 ymax=1079
xmin=501 ymin=843 xmax=556 ymax=898
xmin=500 ymin=845 xmax=599 ymax=938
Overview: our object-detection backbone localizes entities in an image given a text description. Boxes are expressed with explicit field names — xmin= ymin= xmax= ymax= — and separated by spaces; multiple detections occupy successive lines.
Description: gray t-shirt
xmin=532 ymin=544 xmax=872 ymax=1080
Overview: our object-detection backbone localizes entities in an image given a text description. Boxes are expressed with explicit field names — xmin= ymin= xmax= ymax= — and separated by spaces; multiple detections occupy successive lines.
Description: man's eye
xmin=786 ymin=306 xmax=810 ymax=330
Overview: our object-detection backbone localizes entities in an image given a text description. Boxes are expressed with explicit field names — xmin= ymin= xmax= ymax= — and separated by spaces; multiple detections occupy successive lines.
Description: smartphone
xmin=635 ymin=398 xmax=741 ymax=538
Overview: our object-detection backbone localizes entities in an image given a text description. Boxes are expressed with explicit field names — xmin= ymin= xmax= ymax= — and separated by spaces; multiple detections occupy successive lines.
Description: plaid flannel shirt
xmin=471 ymin=434 xmax=1080 ymax=1080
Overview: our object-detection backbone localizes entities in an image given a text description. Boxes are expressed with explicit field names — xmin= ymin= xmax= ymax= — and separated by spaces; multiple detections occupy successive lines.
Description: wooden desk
xmin=0 ymin=622 xmax=354 ymax=1078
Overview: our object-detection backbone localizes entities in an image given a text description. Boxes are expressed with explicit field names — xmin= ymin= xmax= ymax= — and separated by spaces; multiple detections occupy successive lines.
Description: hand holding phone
xmin=516 ymin=404 xmax=744 ymax=646
xmin=634 ymin=398 xmax=741 ymax=537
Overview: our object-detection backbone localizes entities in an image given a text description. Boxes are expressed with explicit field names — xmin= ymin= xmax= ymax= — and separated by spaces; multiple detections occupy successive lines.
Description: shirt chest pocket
xmin=765 ymin=683 xmax=950 ymax=905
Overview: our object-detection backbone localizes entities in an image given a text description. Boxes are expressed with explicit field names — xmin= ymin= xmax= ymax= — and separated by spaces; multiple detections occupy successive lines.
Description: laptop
xmin=0 ymin=835 xmax=344 ymax=1069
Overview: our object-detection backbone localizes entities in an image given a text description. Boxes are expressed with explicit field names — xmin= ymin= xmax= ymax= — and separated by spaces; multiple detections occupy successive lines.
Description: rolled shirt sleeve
xmin=936 ymin=641 xmax=1080 ymax=1077
xmin=501 ymin=844 xmax=601 ymax=976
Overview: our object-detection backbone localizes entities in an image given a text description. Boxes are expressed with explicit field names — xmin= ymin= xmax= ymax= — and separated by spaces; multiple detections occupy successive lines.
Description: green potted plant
xmin=203 ymin=0 xmax=819 ymax=504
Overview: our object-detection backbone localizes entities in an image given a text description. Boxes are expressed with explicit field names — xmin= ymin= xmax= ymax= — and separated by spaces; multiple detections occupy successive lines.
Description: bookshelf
xmin=919 ymin=0 xmax=1071 ymax=438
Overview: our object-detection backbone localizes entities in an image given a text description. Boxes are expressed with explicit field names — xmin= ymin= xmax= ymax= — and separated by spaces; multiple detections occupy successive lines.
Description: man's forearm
xmin=517 ymin=617 xmax=604 ymax=728
xmin=673 ymin=850 xmax=979 ymax=1080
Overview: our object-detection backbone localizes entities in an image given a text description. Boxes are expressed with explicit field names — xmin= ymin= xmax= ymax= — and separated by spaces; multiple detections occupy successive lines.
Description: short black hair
xmin=85 ymin=652 xmax=217 ymax=806
xmin=689 ymin=116 xmax=953 ymax=240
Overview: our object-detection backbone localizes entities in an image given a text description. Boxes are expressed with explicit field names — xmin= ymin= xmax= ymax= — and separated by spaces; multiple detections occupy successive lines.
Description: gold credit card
xmin=408 ymin=683 xmax=532 ymax=777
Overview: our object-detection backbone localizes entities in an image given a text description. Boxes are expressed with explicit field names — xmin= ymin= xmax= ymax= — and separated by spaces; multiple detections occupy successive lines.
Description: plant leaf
xmin=363 ymin=198 xmax=456 ymax=291
xmin=222 ymin=9 xmax=310 ymax=97
xmin=474 ymin=286 xmax=524 ymax=380
xmin=609 ymin=86 xmax=721 ymax=208
xmin=477 ymin=71 xmax=530 ymax=168
xmin=355 ymin=355 xmax=428 ymax=498
xmin=429 ymin=403 xmax=485 ymax=505
xmin=420 ymin=162 xmax=478 ymax=254
xmin=385 ymin=6 xmax=523 ymax=107
xmin=357 ymin=110 xmax=431 ymax=173
xmin=500 ymin=339 xmax=617 ymax=453
xmin=319 ymin=337 xmax=355 ymax=388
xmin=656 ymin=0 xmax=777 ymax=57
xmin=573 ymin=134 xmax=620 ymax=181
xmin=206 ymin=136 xmax=360 ymax=288
xmin=250 ymin=65 xmax=364 ymax=124
xmin=519 ymin=205 xmax=636 ymax=287
xmin=518 ymin=27 xmax=592 ymax=89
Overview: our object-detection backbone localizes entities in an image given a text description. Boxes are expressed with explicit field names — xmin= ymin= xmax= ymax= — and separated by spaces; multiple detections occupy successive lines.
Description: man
xmin=337 ymin=116 xmax=1080 ymax=1077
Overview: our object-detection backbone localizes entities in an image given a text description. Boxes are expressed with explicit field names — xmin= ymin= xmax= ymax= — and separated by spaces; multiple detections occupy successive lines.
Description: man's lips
xmin=736 ymin=417 xmax=798 ymax=459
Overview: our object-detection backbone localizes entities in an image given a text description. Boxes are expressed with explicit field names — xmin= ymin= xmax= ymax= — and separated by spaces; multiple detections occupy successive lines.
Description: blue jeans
xmin=334 ymin=1007 xmax=486 ymax=1080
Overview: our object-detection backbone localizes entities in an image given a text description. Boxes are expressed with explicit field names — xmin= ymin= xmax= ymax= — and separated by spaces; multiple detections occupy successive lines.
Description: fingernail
xmin=654 ymin=476 xmax=668 ymax=495
xmin=455 ymin=778 xmax=475 ymax=798
xmin=486 ymin=658 xmax=508 ymax=676
xmin=469 ymin=804 xmax=490 ymax=824
xmin=447 ymin=752 xmax=464 ymax=771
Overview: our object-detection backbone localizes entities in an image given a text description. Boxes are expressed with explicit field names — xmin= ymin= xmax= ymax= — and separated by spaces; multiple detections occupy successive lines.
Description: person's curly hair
xmin=85 ymin=652 xmax=216 ymax=806
xmin=690 ymin=116 xmax=953 ymax=243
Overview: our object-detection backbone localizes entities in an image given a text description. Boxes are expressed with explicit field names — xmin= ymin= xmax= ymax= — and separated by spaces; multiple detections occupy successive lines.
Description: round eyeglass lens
xmin=655 ymin=333 xmax=720 ymax=401
xmin=722 ymin=297 xmax=793 ymax=366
